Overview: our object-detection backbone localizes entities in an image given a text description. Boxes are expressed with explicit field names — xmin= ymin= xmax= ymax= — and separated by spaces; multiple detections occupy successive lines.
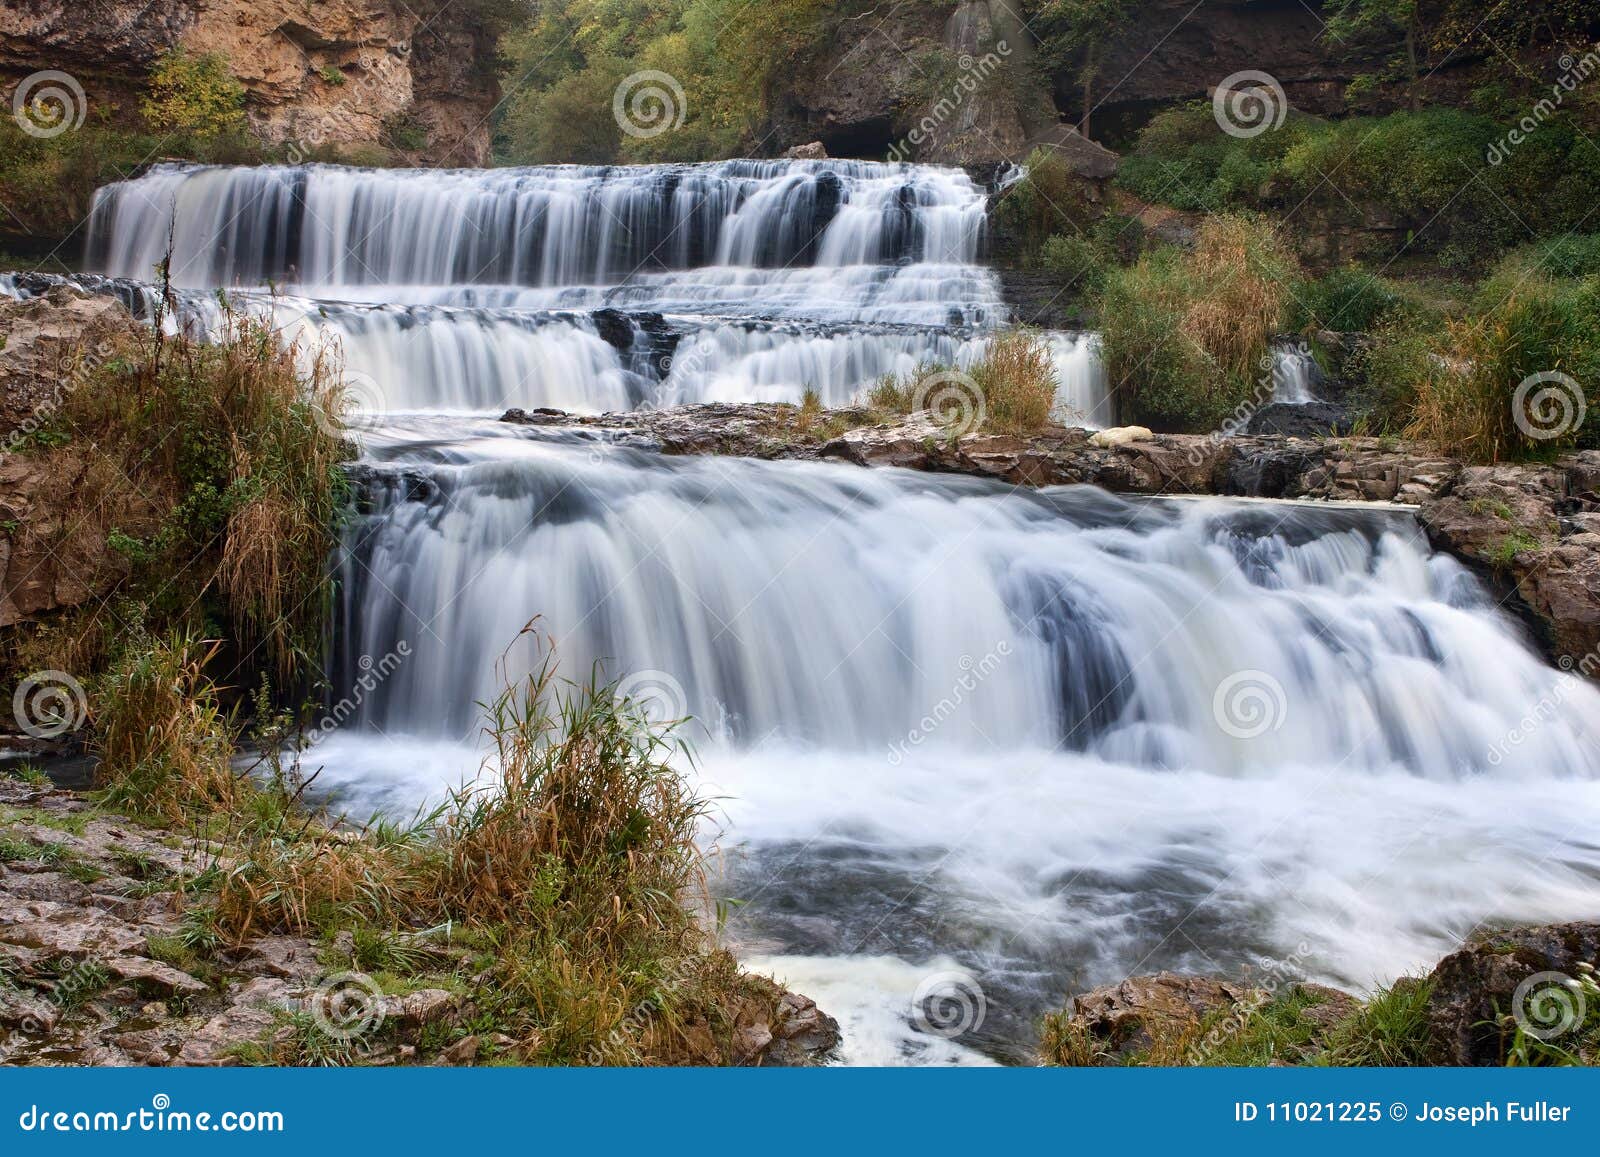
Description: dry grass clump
xmin=1100 ymin=214 xmax=1297 ymax=431
xmin=862 ymin=331 xmax=1059 ymax=434
xmin=1402 ymin=286 xmax=1599 ymax=462
xmin=973 ymin=330 xmax=1058 ymax=432
xmin=93 ymin=634 xmax=241 ymax=824
xmin=25 ymin=309 xmax=350 ymax=686
xmin=127 ymin=627 xmax=767 ymax=1065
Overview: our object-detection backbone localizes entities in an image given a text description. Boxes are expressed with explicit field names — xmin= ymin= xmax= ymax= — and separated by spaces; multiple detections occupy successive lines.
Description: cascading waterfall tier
xmin=324 ymin=422 xmax=1600 ymax=1063
xmin=86 ymin=161 xmax=989 ymax=292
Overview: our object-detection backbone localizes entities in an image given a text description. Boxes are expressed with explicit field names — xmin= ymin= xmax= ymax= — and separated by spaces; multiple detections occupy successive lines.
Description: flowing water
xmin=78 ymin=161 xmax=1600 ymax=1065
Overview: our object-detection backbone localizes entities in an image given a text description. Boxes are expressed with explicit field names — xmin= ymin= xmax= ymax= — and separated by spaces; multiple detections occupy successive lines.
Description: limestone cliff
xmin=0 ymin=0 xmax=498 ymax=165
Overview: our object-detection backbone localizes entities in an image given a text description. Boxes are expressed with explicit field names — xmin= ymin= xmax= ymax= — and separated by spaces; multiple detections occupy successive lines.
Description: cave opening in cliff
xmin=816 ymin=116 xmax=897 ymax=160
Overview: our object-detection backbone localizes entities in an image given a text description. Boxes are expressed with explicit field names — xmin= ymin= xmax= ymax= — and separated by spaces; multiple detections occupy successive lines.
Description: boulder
xmin=1423 ymin=922 xmax=1600 ymax=1066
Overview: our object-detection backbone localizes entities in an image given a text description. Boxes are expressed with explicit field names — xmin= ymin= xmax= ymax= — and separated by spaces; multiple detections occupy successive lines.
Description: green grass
xmin=1318 ymin=977 xmax=1438 ymax=1066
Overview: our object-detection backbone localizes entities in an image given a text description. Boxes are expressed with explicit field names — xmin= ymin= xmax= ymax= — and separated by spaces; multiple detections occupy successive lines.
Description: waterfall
xmin=73 ymin=157 xmax=1600 ymax=1064
xmin=1272 ymin=341 xmax=1321 ymax=404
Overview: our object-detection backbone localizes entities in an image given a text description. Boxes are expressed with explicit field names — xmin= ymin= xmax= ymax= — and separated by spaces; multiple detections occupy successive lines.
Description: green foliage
xmin=1117 ymin=105 xmax=1600 ymax=270
xmin=1099 ymin=215 xmax=1297 ymax=431
xmin=142 ymin=49 xmax=248 ymax=139
xmin=992 ymin=148 xmax=1099 ymax=265
xmin=1319 ymin=977 xmax=1437 ymax=1066
xmin=497 ymin=0 xmax=844 ymax=163
xmin=1291 ymin=265 xmax=1403 ymax=333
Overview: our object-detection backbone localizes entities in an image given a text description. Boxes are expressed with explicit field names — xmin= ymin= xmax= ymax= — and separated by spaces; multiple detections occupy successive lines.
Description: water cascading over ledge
xmin=80 ymin=160 xmax=1111 ymax=422
xmin=70 ymin=156 xmax=1600 ymax=1063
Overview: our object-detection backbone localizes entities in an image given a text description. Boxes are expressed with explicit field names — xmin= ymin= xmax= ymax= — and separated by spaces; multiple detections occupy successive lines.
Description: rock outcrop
xmin=0 ymin=1 xmax=498 ymax=164
xmin=771 ymin=0 xmax=1056 ymax=163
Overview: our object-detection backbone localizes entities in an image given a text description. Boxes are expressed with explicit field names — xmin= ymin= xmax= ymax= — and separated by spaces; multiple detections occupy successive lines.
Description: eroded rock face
xmin=1423 ymin=923 xmax=1600 ymax=1066
xmin=0 ymin=1 xmax=497 ymax=165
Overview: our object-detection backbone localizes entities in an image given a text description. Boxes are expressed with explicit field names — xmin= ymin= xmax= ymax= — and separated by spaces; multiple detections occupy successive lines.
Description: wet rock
xmin=384 ymin=988 xmax=459 ymax=1029
xmin=0 ymin=902 xmax=150 ymax=957
xmin=436 ymin=1034 xmax=479 ymax=1064
xmin=761 ymin=993 xmax=841 ymax=1067
xmin=0 ymin=988 xmax=60 ymax=1033
xmin=236 ymin=935 xmax=322 ymax=981
xmin=782 ymin=142 xmax=828 ymax=160
xmin=102 ymin=955 xmax=207 ymax=995
xmin=1061 ymin=972 xmax=1261 ymax=1062
xmin=1245 ymin=402 xmax=1354 ymax=438
xmin=176 ymin=977 xmax=295 ymax=1066
xmin=1424 ymin=922 xmax=1600 ymax=1066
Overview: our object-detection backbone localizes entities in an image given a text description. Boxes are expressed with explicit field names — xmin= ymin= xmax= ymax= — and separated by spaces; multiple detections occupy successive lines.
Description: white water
xmin=75 ymin=160 xmax=1600 ymax=1065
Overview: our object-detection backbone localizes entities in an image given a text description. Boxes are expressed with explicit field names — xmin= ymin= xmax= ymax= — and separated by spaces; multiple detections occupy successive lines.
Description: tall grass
xmin=863 ymin=331 xmax=1059 ymax=434
xmin=21 ymin=309 xmax=351 ymax=686
xmin=1099 ymin=215 xmax=1296 ymax=431
xmin=93 ymin=633 xmax=240 ymax=824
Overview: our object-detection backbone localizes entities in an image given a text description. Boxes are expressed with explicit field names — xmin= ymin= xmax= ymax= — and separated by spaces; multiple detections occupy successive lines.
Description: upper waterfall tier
xmin=85 ymin=161 xmax=992 ymax=294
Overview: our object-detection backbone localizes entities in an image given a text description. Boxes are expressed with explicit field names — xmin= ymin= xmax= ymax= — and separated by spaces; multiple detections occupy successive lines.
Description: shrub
xmin=1100 ymin=215 xmax=1297 ymax=431
xmin=142 ymin=49 xmax=247 ymax=139
xmin=1404 ymin=282 xmax=1600 ymax=461
xmin=992 ymin=148 xmax=1098 ymax=264
xmin=1039 ymin=233 xmax=1108 ymax=297
xmin=6 ymin=307 xmax=351 ymax=690
xmin=1293 ymin=265 xmax=1403 ymax=333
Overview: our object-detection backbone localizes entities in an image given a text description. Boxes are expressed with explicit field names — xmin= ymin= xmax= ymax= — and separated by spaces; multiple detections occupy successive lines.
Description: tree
xmin=1025 ymin=0 xmax=1136 ymax=140
xmin=1323 ymin=0 xmax=1423 ymax=111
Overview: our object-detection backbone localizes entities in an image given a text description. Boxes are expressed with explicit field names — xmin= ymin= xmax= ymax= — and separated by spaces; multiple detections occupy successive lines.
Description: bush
xmin=992 ymin=148 xmax=1098 ymax=265
xmin=1039 ymin=233 xmax=1109 ymax=297
xmin=1100 ymin=215 xmax=1298 ymax=431
xmin=861 ymin=332 xmax=1059 ymax=434
xmin=1293 ymin=265 xmax=1403 ymax=333
xmin=142 ymin=49 xmax=248 ymax=139
xmin=6 ymin=307 xmax=351 ymax=689
xmin=1404 ymin=281 xmax=1600 ymax=462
